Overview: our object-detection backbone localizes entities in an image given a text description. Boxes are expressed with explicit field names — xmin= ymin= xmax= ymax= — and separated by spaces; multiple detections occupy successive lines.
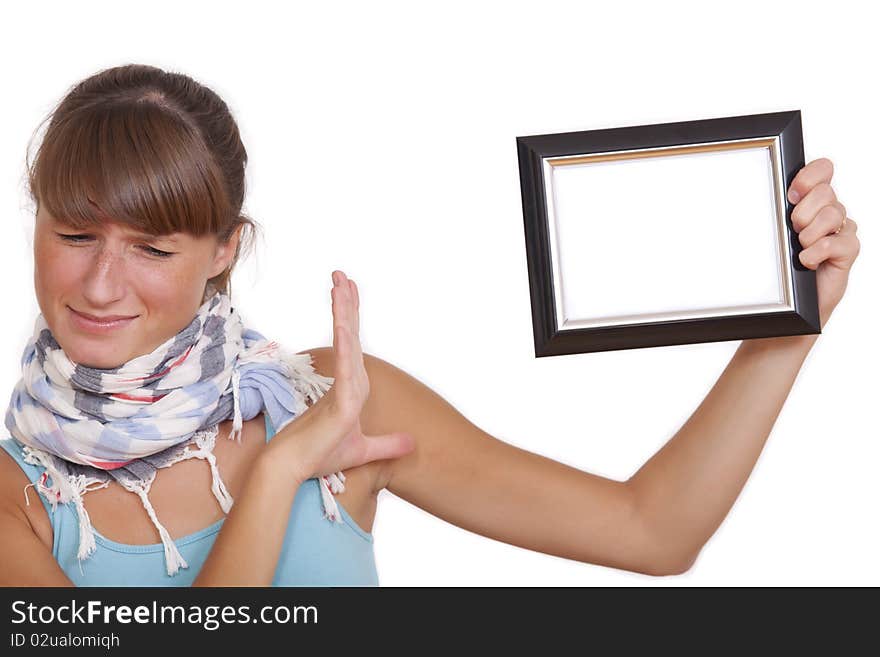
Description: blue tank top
xmin=0 ymin=414 xmax=378 ymax=586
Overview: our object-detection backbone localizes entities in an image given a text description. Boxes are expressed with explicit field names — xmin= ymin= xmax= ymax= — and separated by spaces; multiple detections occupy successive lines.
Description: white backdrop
xmin=1 ymin=0 xmax=876 ymax=586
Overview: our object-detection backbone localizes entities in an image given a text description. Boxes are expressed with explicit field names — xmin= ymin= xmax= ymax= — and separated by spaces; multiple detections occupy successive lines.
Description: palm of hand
xmin=281 ymin=270 xmax=414 ymax=483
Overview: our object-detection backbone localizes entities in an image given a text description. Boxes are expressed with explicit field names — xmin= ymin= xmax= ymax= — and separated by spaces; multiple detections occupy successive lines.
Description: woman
xmin=0 ymin=65 xmax=861 ymax=586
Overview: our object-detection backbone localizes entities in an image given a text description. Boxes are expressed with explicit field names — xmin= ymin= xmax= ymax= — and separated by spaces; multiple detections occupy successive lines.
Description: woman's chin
xmin=72 ymin=354 xmax=127 ymax=369
xmin=60 ymin=340 xmax=129 ymax=370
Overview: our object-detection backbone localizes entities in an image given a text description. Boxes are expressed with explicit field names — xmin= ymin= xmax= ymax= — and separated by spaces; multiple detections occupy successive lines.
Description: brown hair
xmin=25 ymin=63 xmax=261 ymax=300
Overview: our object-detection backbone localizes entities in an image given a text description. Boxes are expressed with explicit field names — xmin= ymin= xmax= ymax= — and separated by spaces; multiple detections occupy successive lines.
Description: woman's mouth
xmin=68 ymin=306 xmax=138 ymax=333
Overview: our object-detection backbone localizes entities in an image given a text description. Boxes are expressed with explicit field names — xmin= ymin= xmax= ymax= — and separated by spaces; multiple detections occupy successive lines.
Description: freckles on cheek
xmin=142 ymin=264 xmax=205 ymax=305
xmin=36 ymin=244 xmax=72 ymax=291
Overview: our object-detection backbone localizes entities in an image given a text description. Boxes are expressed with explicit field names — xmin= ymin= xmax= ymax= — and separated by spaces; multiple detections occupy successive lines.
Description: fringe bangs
xmin=28 ymin=99 xmax=232 ymax=237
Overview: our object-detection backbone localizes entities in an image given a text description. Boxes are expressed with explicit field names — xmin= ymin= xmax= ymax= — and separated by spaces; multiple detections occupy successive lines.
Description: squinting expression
xmin=33 ymin=207 xmax=238 ymax=369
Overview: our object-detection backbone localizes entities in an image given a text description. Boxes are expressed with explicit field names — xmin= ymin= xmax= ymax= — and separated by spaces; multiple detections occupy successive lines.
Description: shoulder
xmin=298 ymin=346 xmax=399 ymax=386
xmin=297 ymin=346 xmax=408 ymax=405
xmin=0 ymin=442 xmax=73 ymax=584
xmin=296 ymin=347 xmax=434 ymax=490
xmin=0 ymin=441 xmax=31 ymax=511
xmin=0 ymin=442 xmax=52 ymax=549
xmin=296 ymin=346 xmax=428 ymax=417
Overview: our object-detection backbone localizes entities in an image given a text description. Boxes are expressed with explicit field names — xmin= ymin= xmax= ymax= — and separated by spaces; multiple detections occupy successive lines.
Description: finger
xmin=338 ymin=274 xmax=362 ymax=365
xmin=332 ymin=326 xmax=363 ymax=393
xmin=788 ymin=157 xmax=834 ymax=204
xmin=334 ymin=326 xmax=359 ymax=407
xmin=331 ymin=274 xmax=353 ymax=380
xmin=348 ymin=278 xmax=359 ymax=335
xmin=790 ymin=181 xmax=838 ymax=233
xmin=331 ymin=273 xmax=343 ymax=335
xmin=798 ymin=232 xmax=859 ymax=271
xmin=336 ymin=273 xmax=360 ymax=360
xmin=332 ymin=271 xmax=353 ymax=336
xmin=332 ymin=273 xmax=364 ymax=384
xmin=350 ymin=278 xmax=359 ymax=311
xmin=341 ymin=277 xmax=357 ymax=336
xmin=798 ymin=201 xmax=846 ymax=248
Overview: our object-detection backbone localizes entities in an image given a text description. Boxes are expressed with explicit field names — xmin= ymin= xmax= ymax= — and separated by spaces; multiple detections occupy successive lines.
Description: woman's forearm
xmin=626 ymin=332 xmax=819 ymax=571
xmin=191 ymin=448 xmax=303 ymax=586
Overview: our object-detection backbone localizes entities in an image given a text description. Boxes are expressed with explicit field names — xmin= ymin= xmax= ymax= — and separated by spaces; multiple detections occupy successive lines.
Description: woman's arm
xmin=191 ymin=451 xmax=305 ymax=586
xmin=316 ymin=336 xmax=815 ymax=577
xmin=311 ymin=348 xmax=673 ymax=576
xmin=626 ymin=333 xmax=817 ymax=569
xmin=628 ymin=157 xmax=859 ymax=569
xmin=0 ymin=508 xmax=75 ymax=585
xmin=0 ymin=450 xmax=74 ymax=585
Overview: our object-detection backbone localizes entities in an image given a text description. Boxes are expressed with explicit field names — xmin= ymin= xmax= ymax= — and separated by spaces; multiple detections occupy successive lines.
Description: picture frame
xmin=516 ymin=110 xmax=819 ymax=358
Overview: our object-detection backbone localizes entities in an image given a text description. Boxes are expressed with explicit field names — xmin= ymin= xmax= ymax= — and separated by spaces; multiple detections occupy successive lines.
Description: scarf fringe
xmin=277 ymin=348 xmax=336 ymax=404
xmin=228 ymin=368 xmax=244 ymax=443
xmin=21 ymin=446 xmax=110 ymax=561
xmin=123 ymin=481 xmax=189 ymax=577
xmin=22 ymin=418 xmax=345 ymax=576
xmin=22 ymin=445 xmax=188 ymax=576
xmin=188 ymin=426 xmax=234 ymax=514
xmin=19 ymin=415 xmax=347 ymax=577
xmin=318 ymin=472 xmax=347 ymax=522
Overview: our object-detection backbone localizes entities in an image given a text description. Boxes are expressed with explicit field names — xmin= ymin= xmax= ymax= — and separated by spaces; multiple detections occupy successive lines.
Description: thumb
xmin=363 ymin=431 xmax=416 ymax=463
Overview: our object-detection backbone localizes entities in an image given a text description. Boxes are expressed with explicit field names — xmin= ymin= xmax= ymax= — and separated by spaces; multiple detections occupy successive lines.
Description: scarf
xmin=3 ymin=291 xmax=346 ymax=577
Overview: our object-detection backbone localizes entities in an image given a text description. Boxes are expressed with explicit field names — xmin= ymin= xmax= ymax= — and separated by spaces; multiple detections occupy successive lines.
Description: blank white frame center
xmin=542 ymin=138 xmax=793 ymax=330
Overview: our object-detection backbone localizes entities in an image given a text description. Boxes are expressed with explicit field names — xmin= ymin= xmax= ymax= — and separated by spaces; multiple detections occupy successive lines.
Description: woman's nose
xmin=79 ymin=247 xmax=129 ymax=305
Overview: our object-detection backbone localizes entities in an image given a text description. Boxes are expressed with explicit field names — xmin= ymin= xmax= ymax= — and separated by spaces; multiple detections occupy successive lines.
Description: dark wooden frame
xmin=516 ymin=110 xmax=819 ymax=358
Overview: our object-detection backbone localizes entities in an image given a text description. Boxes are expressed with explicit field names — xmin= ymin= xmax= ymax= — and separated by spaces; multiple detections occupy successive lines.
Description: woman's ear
xmin=209 ymin=224 xmax=243 ymax=279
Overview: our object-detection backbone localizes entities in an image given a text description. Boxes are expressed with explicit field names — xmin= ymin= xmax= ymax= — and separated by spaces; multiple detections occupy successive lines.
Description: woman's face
xmin=33 ymin=206 xmax=240 ymax=369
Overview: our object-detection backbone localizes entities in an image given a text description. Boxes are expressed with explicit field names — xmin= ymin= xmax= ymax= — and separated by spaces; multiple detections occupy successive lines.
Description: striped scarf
xmin=3 ymin=291 xmax=346 ymax=576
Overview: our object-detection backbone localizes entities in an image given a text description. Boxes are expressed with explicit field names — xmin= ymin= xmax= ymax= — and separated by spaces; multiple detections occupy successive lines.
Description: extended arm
xmin=311 ymin=348 xmax=678 ymax=576
xmin=304 ymin=335 xmax=815 ymax=578
xmin=628 ymin=156 xmax=859 ymax=570
xmin=626 ymin=333 xmax=817 ymax=570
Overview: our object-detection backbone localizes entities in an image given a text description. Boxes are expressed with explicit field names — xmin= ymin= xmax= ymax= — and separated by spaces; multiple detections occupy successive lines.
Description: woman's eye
xmin=57 ymin=232 xmax=91 ymax=243
xmin=55 ymin=233 xmax=174 ymax=258
xmin=140 ymin=245 xmax=174 ymax=258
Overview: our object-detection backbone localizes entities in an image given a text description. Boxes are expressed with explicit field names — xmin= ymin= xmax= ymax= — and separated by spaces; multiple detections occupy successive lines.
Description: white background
xmin=1 ymin=0 xmax=876 ymax=586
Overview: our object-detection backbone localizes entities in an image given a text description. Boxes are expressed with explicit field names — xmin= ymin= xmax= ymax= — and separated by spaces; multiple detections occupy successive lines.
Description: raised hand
xmin=267 ymin=270 xmax=415 ymax=484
